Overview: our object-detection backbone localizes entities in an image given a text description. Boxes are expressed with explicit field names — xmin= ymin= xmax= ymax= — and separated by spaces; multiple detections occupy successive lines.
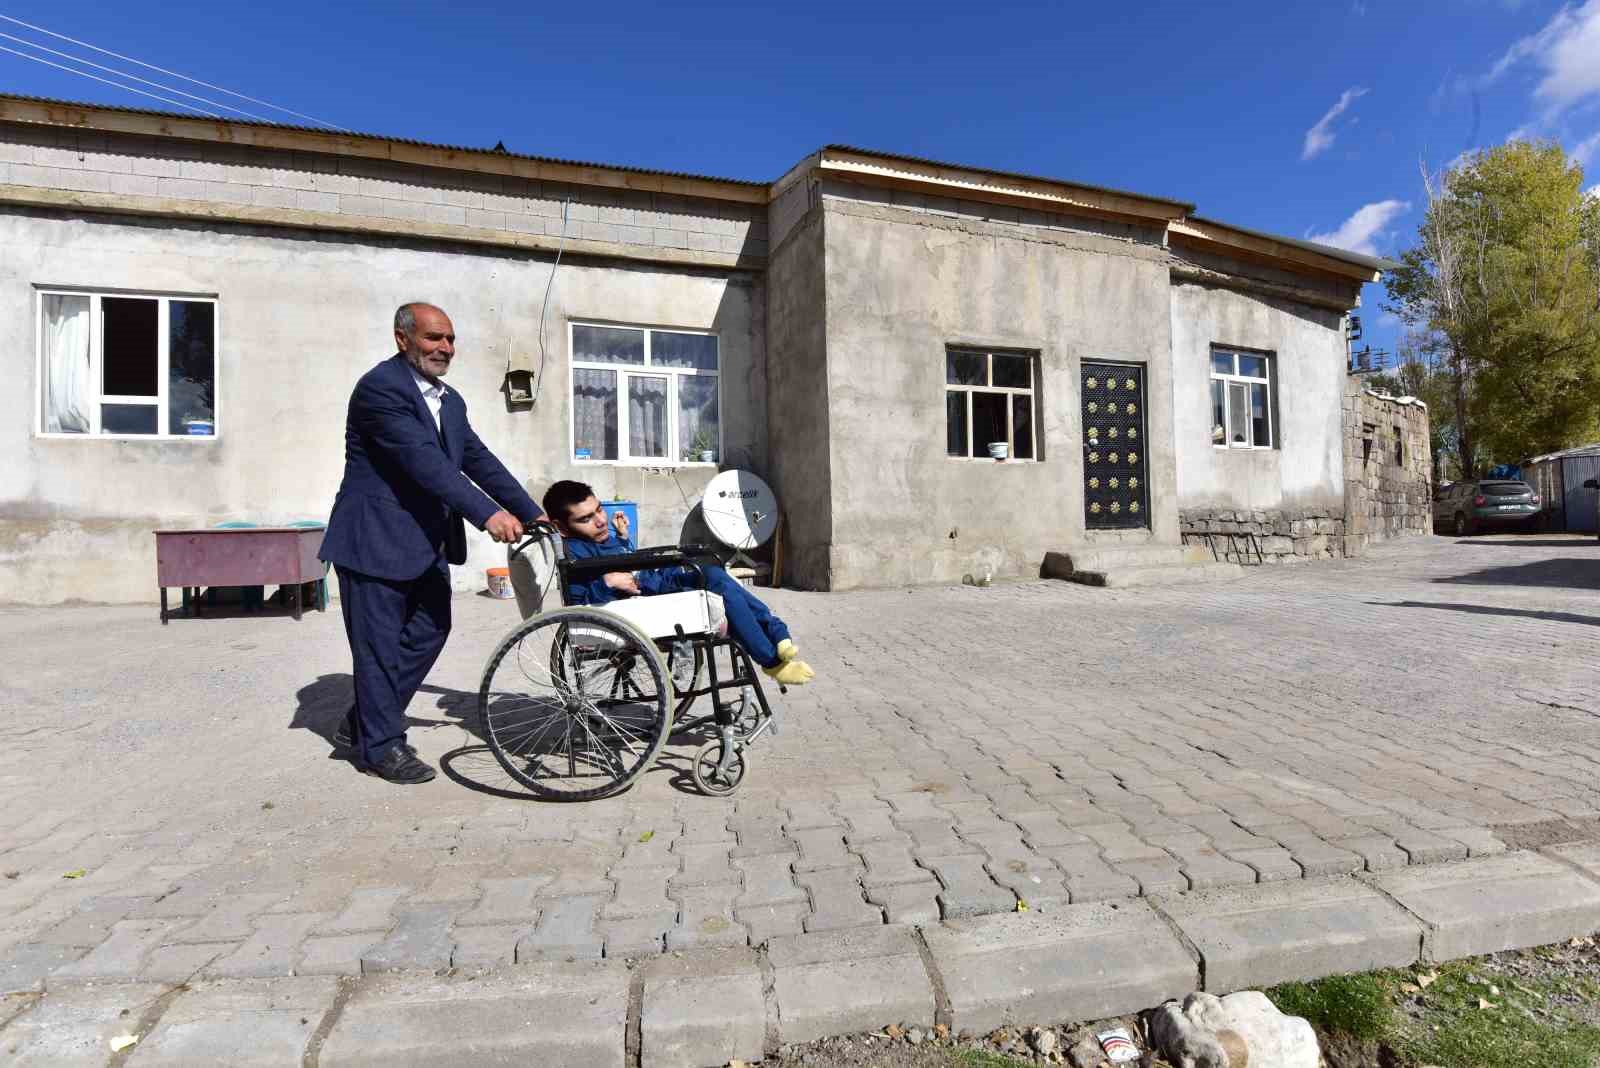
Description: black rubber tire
xmin=478 ymin=607 xmax=671 ymax=801
xmin=691 ymin=738 xmax=746 ymax=797
xmin=1454 ymin=512 xmax=1471 ymax=537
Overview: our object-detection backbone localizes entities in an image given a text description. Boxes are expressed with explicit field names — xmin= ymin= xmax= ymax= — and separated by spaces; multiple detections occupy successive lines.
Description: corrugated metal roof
xmin=1523 ymin=443 xmax=1600 ymax=465
xmin=0 ymin=92 xmax=768 ymax=189
xmin=824 ymin=143 xmax=1195 ymax=212
xmin=1187 ymin=214 xmax=1399 ymax=273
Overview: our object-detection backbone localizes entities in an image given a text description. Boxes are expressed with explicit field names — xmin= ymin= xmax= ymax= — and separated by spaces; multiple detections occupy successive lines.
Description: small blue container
xmin=602 ymin=500 xmax=639 ymax=545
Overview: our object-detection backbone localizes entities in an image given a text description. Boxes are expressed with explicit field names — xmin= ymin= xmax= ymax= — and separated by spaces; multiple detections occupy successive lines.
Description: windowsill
xmin=947 ymin=456 xmax=1041 ymax=464
xmin=35 ymin=432 xmax=221 ymax=442
xmin=1212 ymin=444 xmax=1272 ymax=451
xmin=573 ymin=459 xmax=720 ymax=468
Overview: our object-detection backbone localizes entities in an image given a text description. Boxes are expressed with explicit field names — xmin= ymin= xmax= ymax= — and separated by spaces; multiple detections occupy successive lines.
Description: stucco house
xmin=0 ymin=93 xmax=1398 ymax=603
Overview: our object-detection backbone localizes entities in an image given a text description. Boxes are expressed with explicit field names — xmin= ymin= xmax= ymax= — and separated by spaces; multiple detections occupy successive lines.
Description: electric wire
xmin=0 ymin=30 xmax=273 ymax=121
xmin=531 ymin=196 xmax=573 ymax=408
xmin=0 ymin=13 xmax=347 ymax=130
xmin=0 ymin=42 xmax=216 ymax=116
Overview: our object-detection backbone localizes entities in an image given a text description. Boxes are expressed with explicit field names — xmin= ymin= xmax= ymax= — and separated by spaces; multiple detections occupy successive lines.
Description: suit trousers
xmin=335 ymin=562 xmax=452 ymax=766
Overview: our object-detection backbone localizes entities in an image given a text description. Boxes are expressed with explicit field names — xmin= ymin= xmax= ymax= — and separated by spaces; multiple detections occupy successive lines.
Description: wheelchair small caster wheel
xmin=692 ymin=739 xmax=746 ymax=797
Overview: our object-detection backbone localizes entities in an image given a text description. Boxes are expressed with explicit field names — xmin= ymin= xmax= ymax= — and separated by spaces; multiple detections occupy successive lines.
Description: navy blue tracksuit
xmin=563 ymin=535 xmax=791 ymax=668
xmin=320 ymin=354 xmax=541 ymax=766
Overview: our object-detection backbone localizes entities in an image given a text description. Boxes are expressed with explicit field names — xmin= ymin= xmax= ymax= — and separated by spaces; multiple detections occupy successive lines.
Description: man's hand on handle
xmin=485 ymin=510 xmax=524 ymax=544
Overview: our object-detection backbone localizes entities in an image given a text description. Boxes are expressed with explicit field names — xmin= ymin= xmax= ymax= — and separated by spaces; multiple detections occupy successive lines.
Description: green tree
xmin=1385 ymin=141 xmax=1600 ymax=475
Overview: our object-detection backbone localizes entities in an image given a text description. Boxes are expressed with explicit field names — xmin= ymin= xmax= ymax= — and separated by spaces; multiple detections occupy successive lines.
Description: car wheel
xmin=1454 ymin=513 xmax=1470 ymax=537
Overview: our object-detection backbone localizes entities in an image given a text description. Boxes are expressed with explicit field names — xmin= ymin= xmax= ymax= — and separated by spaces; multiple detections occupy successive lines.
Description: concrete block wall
xmin=0 ymin=122 xmax=768 ymax=260
xmin=1180 ymin=507 xmax=1346 ymax=563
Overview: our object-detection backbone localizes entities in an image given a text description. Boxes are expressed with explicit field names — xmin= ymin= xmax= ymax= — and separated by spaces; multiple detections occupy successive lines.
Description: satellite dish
xmin=701 ymin=470 xmax=779 ymax=552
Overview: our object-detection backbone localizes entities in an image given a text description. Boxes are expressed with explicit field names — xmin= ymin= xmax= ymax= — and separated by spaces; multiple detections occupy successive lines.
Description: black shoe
xmin=360 ymin=746 xmax=436 ymax=784
xmin=333 ymin=720 xmax=415 ymax=757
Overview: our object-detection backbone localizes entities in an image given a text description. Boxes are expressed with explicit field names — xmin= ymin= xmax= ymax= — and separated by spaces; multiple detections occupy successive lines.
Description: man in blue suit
xmin=320 ymin=302 xmax=543 ymax=784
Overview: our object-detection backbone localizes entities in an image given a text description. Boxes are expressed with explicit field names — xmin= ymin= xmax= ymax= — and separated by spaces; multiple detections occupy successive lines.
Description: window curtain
xmin=628 ymin=376 xmax=667 ymax=458
xmin=44 ymin=294 xmax=91 ymax=433
xmin=573 ymin=368 xmax=618 ymax=459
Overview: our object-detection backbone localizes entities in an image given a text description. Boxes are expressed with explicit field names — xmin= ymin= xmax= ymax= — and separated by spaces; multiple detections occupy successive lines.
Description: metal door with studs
xmin=1081 ymin=362 xmax=1149 ymax=530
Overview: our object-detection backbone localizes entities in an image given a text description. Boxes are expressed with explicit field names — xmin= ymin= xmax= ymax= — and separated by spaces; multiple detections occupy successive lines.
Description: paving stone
xmin=784 ymin=802 xmax=842 ymax=831
xmin=361 ymin=905 xmax=455 ymax=973
xmin=1108 ymin=856 xmax=1188 ymax=895
xmin=1154 ymin=877 xmax=1422 ymax=992
xmin=924 ymin=854 xmax=1014 ymax=918
xmin=1044 ymin=845 xmax=1141 ymax=903
xmin=728 ymin=824 xmax=795 ymax=859
xmin=319 ymin=963 xmax=629 ymax=1068
xmin=854 ymin=841 xmax=932 ymax=890
xmin=642 ymin=948 xmax=766 ymax=1068
xmin=839 ymin=806 xmax=901 ymax=844
xmin=299 ymin=934 xmax=380 ymax=976
xmin=1369 ymin=850 xmax=1600 ymax=961
xmin=736 ymin=902 xmax=809 ymax=946
xmin=864 ymin=882 xmax=941 ymax=924
xmin=34 ymin=895 xmax=157 ymax=948
xmin=796 ymin=867 xmax=882 ymax=932
xmin=791 ymin=828 xmax=857 ymax=872
xmin=171 ymin=891 xmax=282 ymax=944
xmin=900 ymin=818 xmax=980 ymax=859
xmin=319 ymin=887 xmax=408 ymax=934
xmin=1330 ymin=834 xmax=1409 ymax=872
xmin=982 ymin=849 xmax=1072 ymax=908
xmin=1275 ymin=836 xmax=1366 ymax=877
xmin=921 ymin=901 xmax=1198 ymax=1034
xmin=0 ymin=943 xmax=84 ymax=993
xmin=670 ymin=842 xmax=739 ymax=888
xmin=734 ymin=854 xmax=805 ymax=909
xmin=669 ymin=884 xmax=746 ymax=950
xmin=516 ymin=896 xmax=603 ymax=961
xmin=1169 ymin=846 xmax=1259 ymax=889
xmin=605 ymin=867 xmax=675 ymax=919
xmin=456 ymin=876 xmax=550 ymax=926
xmin=599 ymin=911 xmax=675 ymax=959
xmin=450 ymin=923 xmax=522 ymax=968
xmin=614 ymin=832 xmax=682 ymax=868
xmin=1439 ymin=826 xmax=1507 ymax=858
xmin=52 ymin=917 xmax=177 ymax=980
xmin=126 ymin=976 xmax=338 ymax=1067
xmin=207 ymin=911 xmax=329 ymax=979
xmin=1009 ymin=811 xmax=1091 ymax=849
xmin=142 ymin=941 xmax=234 ymax=982
xmin=1076 ymin=822 xmax=1168 ymax=862
xmin=767 ymin=925 xmax=935 ymax=1044
xmin=1226 ymin=847 xmax=1303 ymax=882
xmin=0 ymin=980 xmax=168 ymax=1063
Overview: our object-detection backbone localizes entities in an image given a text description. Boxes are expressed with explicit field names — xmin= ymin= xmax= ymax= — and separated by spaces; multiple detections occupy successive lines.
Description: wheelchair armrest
xmin=560 ymin=543 xmax=725 ymax=578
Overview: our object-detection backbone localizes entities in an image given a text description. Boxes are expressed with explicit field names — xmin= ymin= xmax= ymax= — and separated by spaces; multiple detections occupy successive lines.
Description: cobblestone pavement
xmin=1 ymin=534 xmax=1597 ymax=988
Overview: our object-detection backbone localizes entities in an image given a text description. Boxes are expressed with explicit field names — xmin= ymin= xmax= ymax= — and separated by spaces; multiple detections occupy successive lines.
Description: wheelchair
xmin=477 ymin=526 xmax=784 ymax=801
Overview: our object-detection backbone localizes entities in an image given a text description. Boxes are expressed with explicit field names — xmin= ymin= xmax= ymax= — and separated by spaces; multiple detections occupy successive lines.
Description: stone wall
xmin=1342 ymin=381 xmax=1432 ymax=554
xmin=1180 ymin=507 xmax=1346 ymax=564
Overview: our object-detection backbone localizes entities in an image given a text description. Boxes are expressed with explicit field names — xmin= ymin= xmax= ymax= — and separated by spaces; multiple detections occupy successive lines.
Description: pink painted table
xmin=154 ymin=526 xmax=326 ymax=623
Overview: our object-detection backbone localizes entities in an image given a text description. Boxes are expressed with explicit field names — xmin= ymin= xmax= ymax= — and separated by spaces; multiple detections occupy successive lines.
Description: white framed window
xmin=1209 ymin=348 xmax=1272 ymax=449
xmin=36 ymin=288 xmax=219 ymax=439
xmin=945 ymin=348 xmax=1038 ymax=460
xmin=569 ymin=322 xmax=719 ymax=465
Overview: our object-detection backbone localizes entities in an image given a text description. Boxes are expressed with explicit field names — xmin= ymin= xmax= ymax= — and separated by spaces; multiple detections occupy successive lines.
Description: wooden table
xmin=154 ymin=526 xmax=327 ymax=623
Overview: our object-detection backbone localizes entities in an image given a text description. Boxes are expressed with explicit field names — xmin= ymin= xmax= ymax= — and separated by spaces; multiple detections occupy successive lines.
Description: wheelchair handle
xmin=509 ymin=524 xmax=564 ymax=563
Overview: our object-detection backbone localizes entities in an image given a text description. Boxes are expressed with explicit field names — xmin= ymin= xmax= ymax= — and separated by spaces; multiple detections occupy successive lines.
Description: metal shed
xmin=1521 ymin=444 xmax=1600 ymax=533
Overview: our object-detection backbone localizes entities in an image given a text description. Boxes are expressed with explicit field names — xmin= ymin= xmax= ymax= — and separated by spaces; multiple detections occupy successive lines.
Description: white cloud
xmin=1302 ymin=87 xmax=1369 ymax=160
xmin=1307 ymin=199 xmax=1411 ymax=256
xmin=1587 ymin=183 xmax=1600 ymax=199
xmin=1486 ymin=0 xmax=1600 ymax=112
xmin=1572 ymin=129 xmax=1600 ymax=165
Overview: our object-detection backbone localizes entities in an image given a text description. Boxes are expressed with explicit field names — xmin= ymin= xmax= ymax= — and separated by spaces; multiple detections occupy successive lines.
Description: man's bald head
xmin=394 ymin=303 xmax=455 ymax=381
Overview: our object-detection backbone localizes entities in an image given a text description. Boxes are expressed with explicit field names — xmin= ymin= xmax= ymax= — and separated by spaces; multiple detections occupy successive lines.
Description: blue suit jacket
xmin=320 ymin=354 xmax=542 ymax=581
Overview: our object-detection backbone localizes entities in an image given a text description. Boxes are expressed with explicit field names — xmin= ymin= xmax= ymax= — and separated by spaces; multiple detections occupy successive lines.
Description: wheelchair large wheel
xmin=479 ymin=607 xmax=672 ymax=801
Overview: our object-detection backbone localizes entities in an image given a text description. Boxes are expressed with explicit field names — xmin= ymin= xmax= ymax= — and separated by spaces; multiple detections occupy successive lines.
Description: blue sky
xmin=3 ymin=0 xmax=1599 ymax=363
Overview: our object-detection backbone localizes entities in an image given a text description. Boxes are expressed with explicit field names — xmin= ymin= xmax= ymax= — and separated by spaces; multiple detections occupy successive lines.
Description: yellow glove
xmin=775 ymin=639 xmax=799 ymax=662
xmin=763 ymin=659 xmax=815 ymax=685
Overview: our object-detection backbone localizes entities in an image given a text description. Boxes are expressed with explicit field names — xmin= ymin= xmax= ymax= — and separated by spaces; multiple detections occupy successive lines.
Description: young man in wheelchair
xmin=541 ymin=480 xmax=816 ymax=686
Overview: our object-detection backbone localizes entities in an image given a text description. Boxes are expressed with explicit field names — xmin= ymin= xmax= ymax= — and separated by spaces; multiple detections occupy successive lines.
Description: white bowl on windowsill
xmin=987 ymin=442 xmax=1010 ymax=460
